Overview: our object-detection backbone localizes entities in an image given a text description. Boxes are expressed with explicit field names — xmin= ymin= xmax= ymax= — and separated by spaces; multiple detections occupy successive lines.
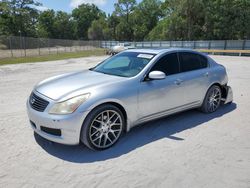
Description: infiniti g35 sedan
xmin=27 ymin=49 xmax=233 ymax=150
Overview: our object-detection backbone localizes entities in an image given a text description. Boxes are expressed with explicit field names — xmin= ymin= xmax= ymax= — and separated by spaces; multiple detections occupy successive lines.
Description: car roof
xmin=125 ymin=48 xmax=200 ymax=55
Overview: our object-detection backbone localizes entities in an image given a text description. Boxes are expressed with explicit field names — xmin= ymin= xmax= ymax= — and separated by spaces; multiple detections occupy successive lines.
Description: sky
xmin=37 ymin=0 xmax=142 ymax=15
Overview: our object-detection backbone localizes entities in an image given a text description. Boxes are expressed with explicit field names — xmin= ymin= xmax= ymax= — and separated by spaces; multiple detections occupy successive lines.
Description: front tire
xmin=200 ymin=85 xmax=222 ymax=113
xmin=81 ymin=104 xmax=125 ymax=150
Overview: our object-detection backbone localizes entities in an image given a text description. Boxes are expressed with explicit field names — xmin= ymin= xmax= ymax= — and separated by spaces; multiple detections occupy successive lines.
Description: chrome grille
xmin=29 ymin=92 xmax=49 ymax=112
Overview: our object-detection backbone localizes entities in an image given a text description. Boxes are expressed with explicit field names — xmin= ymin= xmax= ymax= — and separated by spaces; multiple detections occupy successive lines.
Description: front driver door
xmin=138 ymin=52 xmax=186 ymax=121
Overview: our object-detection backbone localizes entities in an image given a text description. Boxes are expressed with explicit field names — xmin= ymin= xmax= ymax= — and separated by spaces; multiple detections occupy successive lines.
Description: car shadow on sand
xmin=34 ymin=103 xmax=237 ymax=163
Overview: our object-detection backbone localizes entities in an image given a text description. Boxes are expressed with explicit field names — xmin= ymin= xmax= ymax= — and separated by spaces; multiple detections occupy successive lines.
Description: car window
xmin=151 ymin=53 xmax=179 ymax=76
xmin=104 ymin=56 xmax=130 ymax=69
xmin=199 ymin=55 xmax=208 ymax=69
xmin=93 ymin=52 xmax=155 ymax=77
xmin=179 ymin=52 xmax=208 ymax=72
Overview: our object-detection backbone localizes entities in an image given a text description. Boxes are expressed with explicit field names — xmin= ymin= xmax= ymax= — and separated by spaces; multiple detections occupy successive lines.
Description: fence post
xmin=208 ymin=41 xmax=211 ymax=49
xmin=48 ymin=39 xmax=50 ymax=54
xmin=170 ymin=41 xmax=172 ymax=48
xmin=38 ymin=38 xmax=41 ymax=56
xmin=23 ymin=37 xmax=26 ymax=57
xmin=193 ymin=41 xmax=196 ymax=49
xmin=224 ymin=40 xmax=227 ymax=50
xmin=19 ymin=35 xmax=23 ymax=57
xmin=9 ymin=36 xmax=13 ymax=58
xmin=242 ymin=40 xmax=246 ymax=50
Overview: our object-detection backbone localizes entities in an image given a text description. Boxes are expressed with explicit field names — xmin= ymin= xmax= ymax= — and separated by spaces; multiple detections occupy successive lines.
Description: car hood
xmin=35 ymin=70 xmax=125 ymax=101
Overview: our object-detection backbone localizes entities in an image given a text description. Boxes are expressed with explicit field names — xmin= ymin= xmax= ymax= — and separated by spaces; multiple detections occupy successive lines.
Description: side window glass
xmin=199 ymin=55 xmax=208 ymax=68
xmin=179 ymin=52 xmax=208 ymax=72
xmin=179 ymin=52 xmax=200 ymax=72
xmin=151 ymin=53 xmax=179 ymax=76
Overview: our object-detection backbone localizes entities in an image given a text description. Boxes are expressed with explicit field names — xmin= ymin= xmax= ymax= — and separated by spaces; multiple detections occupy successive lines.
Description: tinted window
xmin=199 ymin=55 xmax=208 ymax=69
xmin=179 ymin=52 xmax=207 ymax=72
xmin=151 ymin=53 xmax=179 ymax=76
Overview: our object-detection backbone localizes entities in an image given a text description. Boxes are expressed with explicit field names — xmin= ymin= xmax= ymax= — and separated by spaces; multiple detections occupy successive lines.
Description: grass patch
xmin=0 ymin=49 xmax=106 ymax=66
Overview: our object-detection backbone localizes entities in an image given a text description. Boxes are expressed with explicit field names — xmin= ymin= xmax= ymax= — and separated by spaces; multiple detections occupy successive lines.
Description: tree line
xmin=0 ymin=0 xmax=249 ymax=41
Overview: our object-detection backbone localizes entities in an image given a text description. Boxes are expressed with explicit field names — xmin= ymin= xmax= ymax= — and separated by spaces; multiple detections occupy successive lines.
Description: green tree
xmin=0 ymin=0 xmax=40 ymax=37
xmin=116 ymin=21 xmax=133 ymax=41
xmin=0 ymin=1 xmax=12 ymax=35
xmin=37 ymin=9 xmax=56 ymax=38
xmin=88 ymin=17 xmax=110 ymax=40
xmin=37 ymin=10 xmax=76 ymax=39
xmin=72 ymin=4 xmax=105 ymax=39
xmin=151 ymin=0 xmax=250 ymax=40
xmin=107 ymin=14 xmax=119 ymax=40
xmin=115 ymin=0 xmax=136 ymax=23
xmin=132 ymin=0 xmax=164 ymax=40
xmin=54 ymin=11 xmax=76 ymax=39
xmin=146 ymin=19 xmax=170 ymax=40
xmin=1 ymin=0 xmax=250 ymax=41
xmin=203 ymin=0 xmax=250 ymax=39
xmin=163 ymin=0 xmax=205 ymax=40
xmin=115 ymin=0 xmax=136 ymax=40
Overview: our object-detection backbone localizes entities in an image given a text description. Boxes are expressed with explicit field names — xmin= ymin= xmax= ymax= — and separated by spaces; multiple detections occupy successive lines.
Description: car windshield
xmin=92 ymin=52 xmax=155 ymax=77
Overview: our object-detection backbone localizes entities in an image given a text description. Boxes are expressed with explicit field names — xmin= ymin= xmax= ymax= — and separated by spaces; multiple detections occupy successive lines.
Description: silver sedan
xmin=27 ymin=49 xmax=233 ymax=150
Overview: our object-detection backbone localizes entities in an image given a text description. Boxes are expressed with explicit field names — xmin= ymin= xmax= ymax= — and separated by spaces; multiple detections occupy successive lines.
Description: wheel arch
xmin=200 ymin=83 xmax=227 ymax=109
xmin=200 ymin=82 xmax=224 ymax=113
xmin=98 ymin=101 xmax=128 ymax=132
xmin=79 ymin=101 xmax=128 ymax=149
xmin=81 ymin=100 xmax=128 ymax=133
xmin=207 ymin=82 xmax=227 ymax=99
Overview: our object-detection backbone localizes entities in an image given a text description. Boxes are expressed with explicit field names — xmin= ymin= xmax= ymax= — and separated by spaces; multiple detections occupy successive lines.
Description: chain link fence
xmin=101 ymin=40 xmax=250 ymax=50
xmin=0 ymin=36 xmax=101 ymax=59
xmin=1 ymin=36 xmax=250 ymax=59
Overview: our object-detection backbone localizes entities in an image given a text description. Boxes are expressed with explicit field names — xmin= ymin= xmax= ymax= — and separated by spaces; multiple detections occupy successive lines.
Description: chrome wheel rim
xmin=207 ymin=87 xmax=221 ymax=112
xmin=89 ymin=110 xmax=123 ymax=149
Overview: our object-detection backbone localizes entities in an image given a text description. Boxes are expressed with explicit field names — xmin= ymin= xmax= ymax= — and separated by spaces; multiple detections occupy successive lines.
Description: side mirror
xmin=148 ymin=71 xmax=166 ymax=80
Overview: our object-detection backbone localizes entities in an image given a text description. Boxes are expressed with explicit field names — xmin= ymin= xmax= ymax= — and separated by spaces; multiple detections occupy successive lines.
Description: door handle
xmin=174 ymin=79 xmax=183 ymax=85
xmin=204 ymin=72 xmax=209 ymax=77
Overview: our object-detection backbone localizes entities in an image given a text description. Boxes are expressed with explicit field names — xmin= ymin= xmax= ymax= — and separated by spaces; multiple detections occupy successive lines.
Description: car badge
xmin=31 ymin=98 xmax=35 ymax=104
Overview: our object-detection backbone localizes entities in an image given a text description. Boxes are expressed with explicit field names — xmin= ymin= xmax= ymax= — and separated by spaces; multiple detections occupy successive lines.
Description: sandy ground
xmin=0 ymin=55 xmax=250 ymax=188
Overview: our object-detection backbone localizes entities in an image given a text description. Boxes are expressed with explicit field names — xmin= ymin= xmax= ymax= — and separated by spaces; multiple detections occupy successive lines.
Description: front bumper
xmin=26 ymin=92 xmax=89 ymax=145
xmin=223 ymin=85 xmax=233 ymax=104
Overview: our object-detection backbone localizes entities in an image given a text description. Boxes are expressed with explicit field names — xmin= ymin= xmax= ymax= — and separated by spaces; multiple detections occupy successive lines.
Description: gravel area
xmin=0 ymin=55 xmax=250 ymax=188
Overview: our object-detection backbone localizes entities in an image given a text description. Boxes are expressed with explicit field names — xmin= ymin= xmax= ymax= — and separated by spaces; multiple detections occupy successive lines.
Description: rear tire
xmin=200 ymin=85 xmax=222 ymax=113
xmin=80 ymin=104 xmax=125 ymax=150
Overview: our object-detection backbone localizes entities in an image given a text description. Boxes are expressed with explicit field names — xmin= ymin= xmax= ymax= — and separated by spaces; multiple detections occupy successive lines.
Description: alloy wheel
xmin=89 ymin=110 xmax=123 ymax=149
xmin=207 ymin=87 xmax=221 ymax=112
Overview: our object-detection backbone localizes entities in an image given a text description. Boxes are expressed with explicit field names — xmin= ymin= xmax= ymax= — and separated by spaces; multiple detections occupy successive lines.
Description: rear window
xmin=179 ymin=52 xmax=208 ymax=72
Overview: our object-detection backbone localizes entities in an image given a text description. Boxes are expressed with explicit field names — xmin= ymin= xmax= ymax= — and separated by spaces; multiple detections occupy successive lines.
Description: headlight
xmin=49 ymin=93 xmax=90 ymax=115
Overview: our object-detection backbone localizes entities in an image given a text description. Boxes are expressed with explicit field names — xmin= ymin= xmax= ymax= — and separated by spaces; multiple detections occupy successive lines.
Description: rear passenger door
xmin=177 ymin=52 xmax=210 ymax=104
